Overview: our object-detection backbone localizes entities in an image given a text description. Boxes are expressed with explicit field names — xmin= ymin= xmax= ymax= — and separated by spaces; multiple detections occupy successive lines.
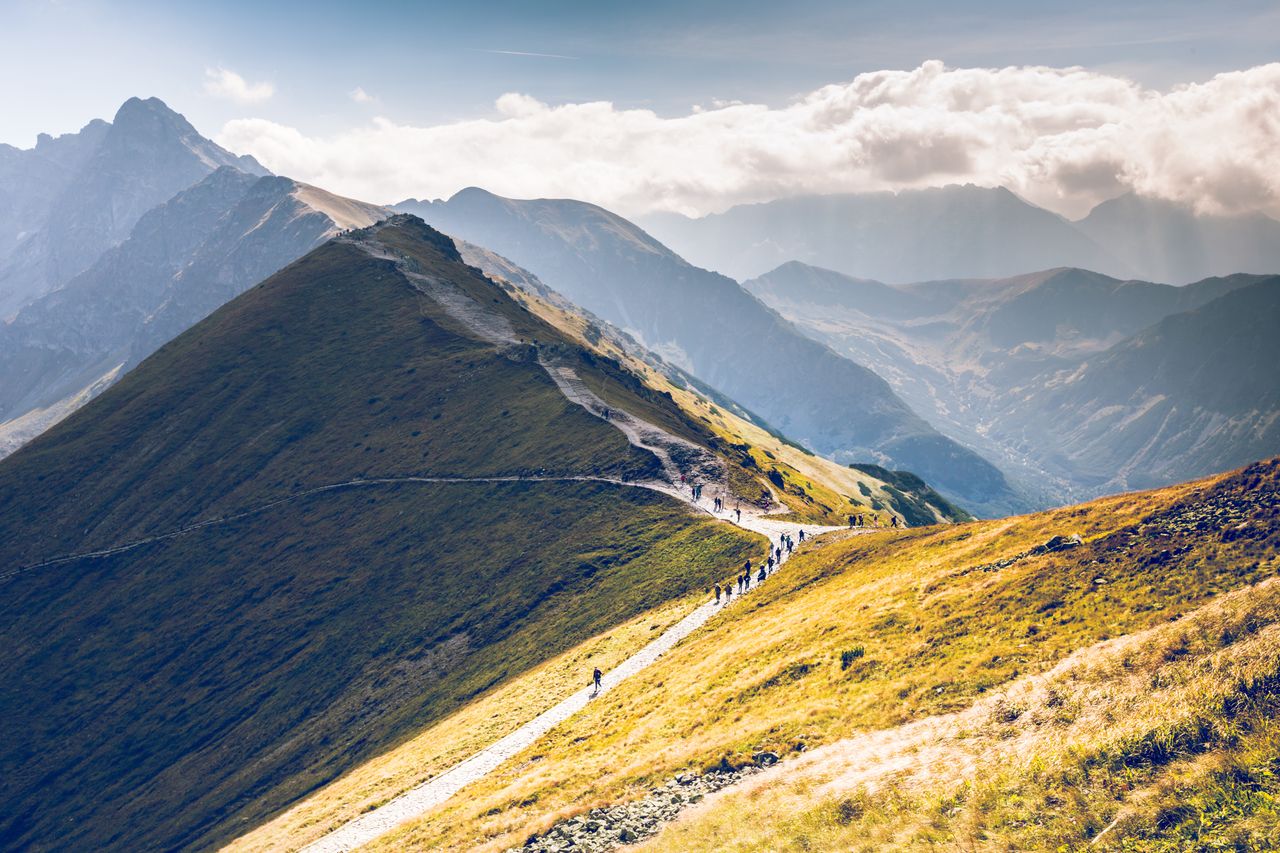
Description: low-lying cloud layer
xmin=217 ymin=61 xmax=1280 ymax=219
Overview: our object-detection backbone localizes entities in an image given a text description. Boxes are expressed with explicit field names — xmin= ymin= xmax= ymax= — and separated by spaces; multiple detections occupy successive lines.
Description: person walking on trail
xmin=758 ymin=566 xmax=766 ymax=583
xmin=744 ymin=570 xmax=751 ymax=590
xmin=592 ymin=667 xmax=603 ymax=695
xmin=799 ymin=529 xmax=806 ymax=542
xmin=714 ymin=583 xmax=721 ymax=603
xmin=724 ymin=583 xmax=732 ymax=603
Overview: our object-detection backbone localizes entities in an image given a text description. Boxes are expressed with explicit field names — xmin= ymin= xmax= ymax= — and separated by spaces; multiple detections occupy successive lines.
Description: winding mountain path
xmin=297 ymin=498 xmax=837 ymax=853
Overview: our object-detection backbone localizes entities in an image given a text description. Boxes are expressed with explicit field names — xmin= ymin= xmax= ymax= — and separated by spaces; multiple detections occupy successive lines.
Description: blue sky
xmin=3 ymin=0 xmax=1277 ymax=145
xmin=3 ymin=0 xmax=1278 ymax=218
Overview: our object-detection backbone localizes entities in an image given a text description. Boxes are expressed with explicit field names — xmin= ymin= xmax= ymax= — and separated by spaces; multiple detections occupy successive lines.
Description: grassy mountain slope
xmin=335 ymin=457 xmax=1280 ymax=851
xmin=646 ymin=571 xmax=1280 ymax=851
xmin=0 ymin=217 xmax=762 ymax=852
xmin=396 ymin=190 xmax=1019 ymax=516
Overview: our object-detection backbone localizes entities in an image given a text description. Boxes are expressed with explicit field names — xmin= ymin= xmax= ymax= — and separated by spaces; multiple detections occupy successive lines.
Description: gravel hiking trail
xmin=297 ymin=504 xmax=839 ymax=853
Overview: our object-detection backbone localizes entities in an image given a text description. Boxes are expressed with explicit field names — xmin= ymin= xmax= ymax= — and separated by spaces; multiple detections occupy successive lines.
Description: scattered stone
xmin=507 ymin=764 xmax=771 ymax=852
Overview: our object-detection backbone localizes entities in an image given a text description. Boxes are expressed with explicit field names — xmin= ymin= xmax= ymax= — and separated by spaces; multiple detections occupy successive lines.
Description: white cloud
xmin=204 ymin=67 xmax=274 ymax=104
xmin=350 ymin=86 xmax=376 ymax=104
xmin=216 ymin=61 xmax=1280 ymax=218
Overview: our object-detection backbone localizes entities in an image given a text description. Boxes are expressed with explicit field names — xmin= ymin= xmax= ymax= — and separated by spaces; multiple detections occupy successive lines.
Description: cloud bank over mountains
xmin=217 ymin=61 xmax=1280 ymax=218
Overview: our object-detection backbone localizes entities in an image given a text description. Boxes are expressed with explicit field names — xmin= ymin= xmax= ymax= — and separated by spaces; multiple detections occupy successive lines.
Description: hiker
xmin=758 ymin=566 xmax=766 ymax=583
xmin=592 ymin=667 xmax=603 ymax=694
xmin=724 ymin=583 xmax=732 ymax=602
xmin=799 ymin=529 xmax=806 ymax=542
xmin=714 ymin=583 xmax=721 ymax=603
xmin=744 ymin=571 xmax=751 ymax=590
xmin=786 ymin=537 xmax=793 ymax=554
xmin=767 ymin=554 xmax=774 ymax=571
xmin=743 ymin=559 xmax=752 ymax=576
xmin=891 ymin=515 xmax=901 ymax=528
xmin=848 ymin=515 xmax=855 ymax=528
xmin=775 ymin=546 xmax=782 ymax=562
xmin=735 ymin=507 xmax=742 ymax=522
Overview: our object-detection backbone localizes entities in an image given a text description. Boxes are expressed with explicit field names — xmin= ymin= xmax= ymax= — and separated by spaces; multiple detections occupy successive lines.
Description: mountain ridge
xmin=0 ymin=215 xmax=765 ymax=852
xmin=0 ymin=165 xmax=387 ymax=458
xmin=396 ymin=188 xmax=1022 ymax=516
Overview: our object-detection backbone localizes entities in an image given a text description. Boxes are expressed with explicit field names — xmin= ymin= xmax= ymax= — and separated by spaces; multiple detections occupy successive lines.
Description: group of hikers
xmin=847 ymin=513 xmax=903 ymax=528
xmin=679 ymin=473 xmax=736 ymax=518
xmin=588 ymin=476 xmax=826 ymax=695
xmin=712 ymin=530 xmax=802 ymax=605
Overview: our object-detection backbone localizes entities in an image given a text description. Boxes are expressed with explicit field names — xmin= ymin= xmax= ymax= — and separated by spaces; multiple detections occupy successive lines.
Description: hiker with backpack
xmin=592 ymin=667 xmax=603 ymax=695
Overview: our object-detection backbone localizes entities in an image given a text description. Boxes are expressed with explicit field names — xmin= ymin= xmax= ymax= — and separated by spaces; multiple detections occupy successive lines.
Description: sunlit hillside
xmin=251 ymin=457 xmax=1280 ymax=852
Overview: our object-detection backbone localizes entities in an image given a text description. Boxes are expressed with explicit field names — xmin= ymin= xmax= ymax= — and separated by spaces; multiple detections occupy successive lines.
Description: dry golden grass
xmin=349 ymin=465 xmax=1279 ymax=852
xmin=642 ymin=574 xmax=1280 ymax=851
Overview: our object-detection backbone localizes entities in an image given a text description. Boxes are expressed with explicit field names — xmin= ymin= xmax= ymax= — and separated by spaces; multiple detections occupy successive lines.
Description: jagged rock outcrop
xmin=0 ymin=97 xmax=266 ymax=316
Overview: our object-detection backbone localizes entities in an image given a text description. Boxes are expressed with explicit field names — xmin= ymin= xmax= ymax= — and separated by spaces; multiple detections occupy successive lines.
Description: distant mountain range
xmin=397 ymin=189 xmax=1021 ymax=515
xmin=642 ymin=185 xmax=1280 ymax=285
xmin=0 ymin=101 xmax=385 ymax=458
xmin=0 ymin=97 xmax=266 ymax=317
xmin=744 ymin=261 xmax=1280 ymax=502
